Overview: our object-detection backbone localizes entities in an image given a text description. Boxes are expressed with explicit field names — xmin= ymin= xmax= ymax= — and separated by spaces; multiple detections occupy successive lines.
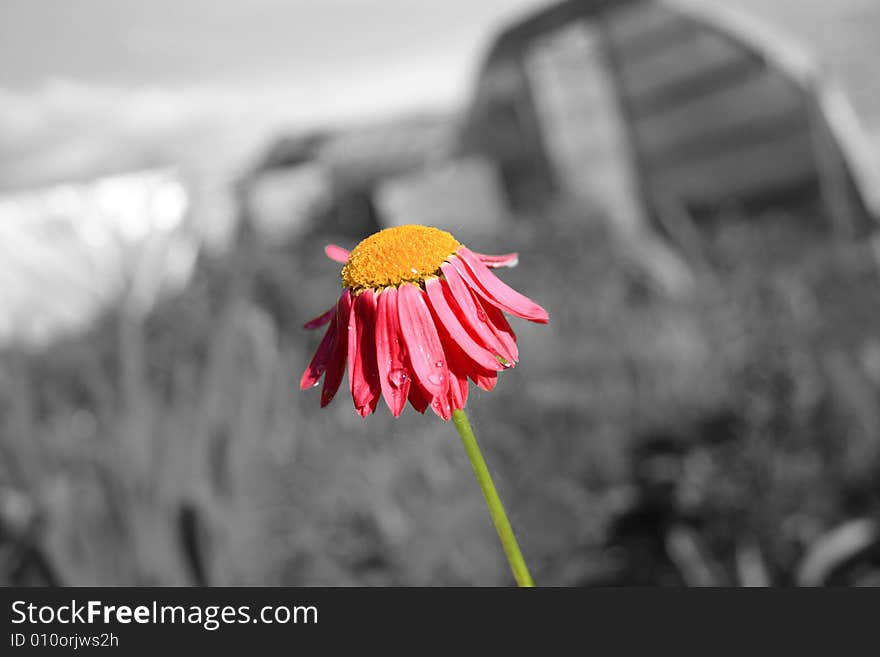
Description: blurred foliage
xmin=2 ymin=199 xmax=880 ymax=586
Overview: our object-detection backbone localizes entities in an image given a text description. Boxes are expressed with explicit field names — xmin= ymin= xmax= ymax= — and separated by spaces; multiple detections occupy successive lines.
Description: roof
xmin=680 ymin=0 xmax=880 ymax=137
xmin=465 ymin=0 xmax=880 ymax=223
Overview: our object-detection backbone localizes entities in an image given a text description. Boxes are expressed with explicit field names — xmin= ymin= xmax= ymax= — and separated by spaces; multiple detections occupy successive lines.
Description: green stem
xmin=451 ymin=408 xmax=534 ymax=587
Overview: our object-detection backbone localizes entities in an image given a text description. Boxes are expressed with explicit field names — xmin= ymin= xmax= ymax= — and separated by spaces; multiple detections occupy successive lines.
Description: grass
xmin=2 ymin=197 xmax=880 ymax=586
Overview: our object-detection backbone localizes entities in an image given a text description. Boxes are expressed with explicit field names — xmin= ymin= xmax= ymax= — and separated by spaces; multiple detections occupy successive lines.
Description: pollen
xmin=341 ymin=225 xmax=461 ymax=291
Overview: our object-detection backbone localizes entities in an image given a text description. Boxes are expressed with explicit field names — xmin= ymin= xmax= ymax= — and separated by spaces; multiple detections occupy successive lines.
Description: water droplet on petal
xmin=476 ymin=308 xmax=488 ymax=322
xmin=388 ymin=368 xmax=409 ymax=388
xmin=427 ymin=373 xmax=444 ymax=386
xmin=433 ymin=360 xmax=443 ymax=368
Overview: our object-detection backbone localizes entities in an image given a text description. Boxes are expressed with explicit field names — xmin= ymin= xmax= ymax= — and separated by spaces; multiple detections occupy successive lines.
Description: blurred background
xmin=2 ymin=0 xmax=880 ymax=587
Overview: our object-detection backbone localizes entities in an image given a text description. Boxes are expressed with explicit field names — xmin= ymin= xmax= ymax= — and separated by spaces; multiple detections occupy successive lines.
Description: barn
xmin=244 ymin=114 xmax=510 ymax=244
xmin=458 ymin=0 xmax=880 ymax=240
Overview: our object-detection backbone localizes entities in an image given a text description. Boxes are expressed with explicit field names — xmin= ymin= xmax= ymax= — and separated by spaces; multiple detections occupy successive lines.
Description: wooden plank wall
xmin=459 ymin=0 xmax=879 ymax=233
xmin=459 ymin=51 xmax=557 ymax=206
xmin=603 ymin=0 xmax=824 ymax=216
xmin=524 ymin=18 xmax=647 ymax=235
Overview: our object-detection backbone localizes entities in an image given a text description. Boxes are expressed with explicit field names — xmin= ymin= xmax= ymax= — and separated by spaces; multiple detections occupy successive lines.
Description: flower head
xmin=300 ymin=225 xmax=548 ymax=420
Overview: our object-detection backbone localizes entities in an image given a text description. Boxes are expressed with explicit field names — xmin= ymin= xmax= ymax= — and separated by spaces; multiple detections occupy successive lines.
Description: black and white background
xmin=2 ymin=0 xmax=880 ymax=588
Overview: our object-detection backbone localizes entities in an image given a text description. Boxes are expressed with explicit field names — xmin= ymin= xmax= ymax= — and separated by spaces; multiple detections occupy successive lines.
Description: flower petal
xmin=473 ymin=369 xmax=497 ymax=391
xmin=429 ymin=390 xmax=453 ymax=421
xmin=397 ymin=283 xmax=450 ymax=400
xmin=324 ymin=244 xmax=350 ymax=263
xmin=321 ymin=290 xmax=351 ymax=407
xmin=440 ymin=262 xmax=516 ymax=364
xmin=454 ymin=372 xmax=468 ymax=408
xmin=303 ymin=306 xmax=334 ymax=330
xmin=443 ymin=339 xmax=473 ymax=411
xmin=424 ymin=277 xmax=504 ymax=372
xmin=407 ymin=382 xmax=430 ymax=414
xmin=479 ymin=293 xmax=519 ymax=363
xmin=473 ymin=251 xmax=519 ymax=268
xmin=453 ymin=247 xmax=549 ymax=323
xmin=347 ymin=290 xmax=381 ymax=417
xmin=375 ymin=286 xmax=411 ymax=417
xmin=442 ymin=327 xmax=499 ymax=392
xmin=300 ymin=314 xmax=337 ymax=390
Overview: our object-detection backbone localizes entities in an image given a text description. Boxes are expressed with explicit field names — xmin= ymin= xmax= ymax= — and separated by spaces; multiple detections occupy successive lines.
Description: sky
xmin=0 ymin=0 xmax=549 ymax=190
xmin=0 ymin=0 xmax=548 ymax=344
xmin=0 ymin=0 xmax=537 ymax=93
xmin=2 ymin=0 xmax=878 ymax=191
xmin=1 ymin=0 xmax=878 ymax=346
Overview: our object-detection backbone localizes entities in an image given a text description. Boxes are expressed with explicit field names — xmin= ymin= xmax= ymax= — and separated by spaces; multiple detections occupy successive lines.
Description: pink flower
xmin=300 ymin=225 xmax=549 ymax=420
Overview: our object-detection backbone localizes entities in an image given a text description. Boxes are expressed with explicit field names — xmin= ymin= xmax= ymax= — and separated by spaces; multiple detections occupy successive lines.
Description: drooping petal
xmin=375 ymin=286 xmax=411 ymax=417
xmin=347 ymin=290 xmax=381 ymax=417
xmin=472 ymin=251 xmax=519 ymax=268
xmin=440 ymin=262 xmax=516 ymax=364
xmin=448 ymin=371 xmax=468 ymax=411
xmin=442 ymin=339 xmax=473 ymax=411
xmin=455 ymin=372 xmax=469 ymax=408
xmin=303 ymin=307 xmax=334 ymax=330
xmin=442 ymin=329 xmax=498 ymax=392
xmin=397 ymin=283 xmax=449 ymax=400
xmin=324 ymin=244 xmax=350 ymax=263
xmin=300 ymin=313 xmax=338 ymax=389
xmin=473 ymin=369 xmax=498 ymax=391
xmin=321 ymin=290 xmax=352 ymax=407
xmin=424 ymin=277 xmax=504 ymax=372
xmin=478 ymin=292 xmax=519 ymax=364
xmin=453 ymin=247 xmax=549 ymax=323
xmin=407 ymin=381 xmax=430 ymax=414
xmin=430 ymin=388 xmax=453 ymax=421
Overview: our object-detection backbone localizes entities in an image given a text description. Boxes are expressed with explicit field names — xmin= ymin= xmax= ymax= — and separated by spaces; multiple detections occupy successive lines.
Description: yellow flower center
xmin=341 ymin=225 xmax=461 ymax=291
